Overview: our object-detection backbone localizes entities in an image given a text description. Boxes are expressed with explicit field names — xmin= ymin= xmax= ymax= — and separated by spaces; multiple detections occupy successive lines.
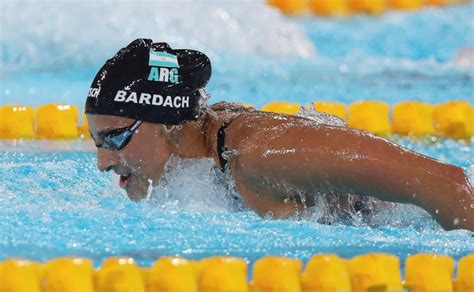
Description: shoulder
xmin=205 ymin=101 xmax=350 ymax=152
xmin=209 ymin=101 xmax=254 ymax=113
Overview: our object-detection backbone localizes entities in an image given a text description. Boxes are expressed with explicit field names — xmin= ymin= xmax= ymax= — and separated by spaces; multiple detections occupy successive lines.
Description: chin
xmin=125 ymin=179 xmax=150 ymax=201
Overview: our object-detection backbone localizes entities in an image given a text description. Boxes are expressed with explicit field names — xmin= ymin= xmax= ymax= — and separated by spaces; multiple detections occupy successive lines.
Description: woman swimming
xmin=86 ymin=39 xmax=473 ymax=231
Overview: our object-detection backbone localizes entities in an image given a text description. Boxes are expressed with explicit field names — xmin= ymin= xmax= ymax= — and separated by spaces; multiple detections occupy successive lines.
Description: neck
xmin=172 ymin=118 xmax=212 ymax=159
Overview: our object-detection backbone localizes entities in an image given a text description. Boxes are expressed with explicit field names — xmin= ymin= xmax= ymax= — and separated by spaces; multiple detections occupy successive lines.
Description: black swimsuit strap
xmin=216 ymin=119 xmax=233 ymax=173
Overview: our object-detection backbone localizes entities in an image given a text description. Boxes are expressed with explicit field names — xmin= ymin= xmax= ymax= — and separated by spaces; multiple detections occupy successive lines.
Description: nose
xmin=96 ymin=147 xmax=120 ymax=172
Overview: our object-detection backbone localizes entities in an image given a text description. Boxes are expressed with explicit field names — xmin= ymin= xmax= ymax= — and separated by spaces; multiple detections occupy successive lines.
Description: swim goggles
xmin=91 ymin=120 xmax=143 ymax=150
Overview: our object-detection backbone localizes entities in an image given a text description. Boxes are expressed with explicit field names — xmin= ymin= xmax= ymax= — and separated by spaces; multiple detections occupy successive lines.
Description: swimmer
xmin=86 ymin=39 xmax=474 ymax=231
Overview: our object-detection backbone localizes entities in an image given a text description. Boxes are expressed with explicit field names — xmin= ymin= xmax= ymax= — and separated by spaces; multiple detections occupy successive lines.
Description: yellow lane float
xmin=261 ymin=101 xmax=302 ymax=114
xmin=267 ymin=0 xmax=462 ymax=16
xmin=266 ymin=0 xmax=307 ymax=14
xmin=301 ymin=254 xmax=351 ymax=291
xmin=348 ymin=253 xmax=403 ymax=291
xmin=0 ymin=259 xmax=42 ymax=292
xmin=434 ymin=100 xmax=474 ymax=139
xmin=250 ymin=256 xmax=302 ymax=292
xmin=348 ymin=100 xmax=391 ymax=136
xmin=78 ymin=112 xmax=92 ymax=139
xmin=425 ymin=0 xmax=461 ymax=5
xmin=0 ymin=100 xmax=472 ymax=140
xmin=148 ymin=257 xmax=198 ymax=292
xmin=454 ymin=254 xmax=474 ymax=291
xmin=95 ymin=257 xmax=145 ymax=292
xmin=1 ymin=253 xmax=474 ymax=290
xmin=347 ymin=0 xmax=386 ymax=14
xmin=405 ymin=253 xmax=454 ymax=292
xmin=42 ymin=257 xmax=94 ymax=292
xmin=36 ymin=104 xmax=79 ymax=139
xmin=308 ymin=0 xmax=349 ymax=16
xmin=313 ymin=101 xmax=347 ymax=121
xmin=198 ymin=257 xmax=248 ymax=292
xmin=392 ymin=101 xmax=435 ymax=136
xmin=387 ymin=0 xmax=424 ymax=10
xmin=0 ymin=105 xmax=35 ymax=139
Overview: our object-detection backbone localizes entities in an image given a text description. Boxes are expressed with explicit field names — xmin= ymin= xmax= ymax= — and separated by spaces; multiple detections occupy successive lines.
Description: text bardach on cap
xmin=113 ymin=90 xmax=190 ymax=109
xmin=85 ymin=38 xmax=211 ymax=125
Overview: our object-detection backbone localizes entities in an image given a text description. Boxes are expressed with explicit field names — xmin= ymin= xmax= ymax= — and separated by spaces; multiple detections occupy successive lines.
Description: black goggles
xmin=91 ymin=120 xmax=143 ymax=150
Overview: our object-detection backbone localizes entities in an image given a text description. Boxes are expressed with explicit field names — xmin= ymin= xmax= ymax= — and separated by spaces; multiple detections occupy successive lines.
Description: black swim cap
xmin=85 ymin=38 xmax=212 ymax=124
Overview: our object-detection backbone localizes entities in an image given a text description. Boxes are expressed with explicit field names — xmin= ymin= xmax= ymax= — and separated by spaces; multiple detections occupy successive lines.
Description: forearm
xmin=340 ymin=145 xmax=473 ymax=230
xmin=310 ymin=131 xmax=474 ymax=230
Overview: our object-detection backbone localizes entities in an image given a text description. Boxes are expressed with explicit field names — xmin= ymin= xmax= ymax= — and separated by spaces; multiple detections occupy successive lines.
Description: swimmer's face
xmin=87 ymin=114 xmax=171 ymax=201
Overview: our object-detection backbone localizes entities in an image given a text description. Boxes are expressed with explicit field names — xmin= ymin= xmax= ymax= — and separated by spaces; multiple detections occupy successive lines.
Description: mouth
xmin=119 ymin=173 xmax=132 ymax=189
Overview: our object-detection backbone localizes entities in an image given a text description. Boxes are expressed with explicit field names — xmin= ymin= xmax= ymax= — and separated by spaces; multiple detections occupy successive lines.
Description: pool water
xmin=0 ymin=1 xmax=473 ymax=267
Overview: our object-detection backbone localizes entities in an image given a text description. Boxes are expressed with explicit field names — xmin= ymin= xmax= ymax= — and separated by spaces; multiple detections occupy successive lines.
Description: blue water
xmin=1 ymin=1 xmax=473 ymax=268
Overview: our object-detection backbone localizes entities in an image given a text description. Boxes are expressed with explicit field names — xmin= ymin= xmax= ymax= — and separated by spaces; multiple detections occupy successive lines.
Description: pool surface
xmin=1 ymin=0 xmax=473 ymax=267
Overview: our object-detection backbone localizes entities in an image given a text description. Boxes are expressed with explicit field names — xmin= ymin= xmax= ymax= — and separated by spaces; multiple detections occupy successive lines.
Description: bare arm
xmin=226 ymin=115 xmax=474 ymax=230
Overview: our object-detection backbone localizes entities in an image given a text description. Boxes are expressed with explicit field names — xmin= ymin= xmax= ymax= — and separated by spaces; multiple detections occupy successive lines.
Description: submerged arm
xmin=228 ymin=119 xmax=474 ymax=230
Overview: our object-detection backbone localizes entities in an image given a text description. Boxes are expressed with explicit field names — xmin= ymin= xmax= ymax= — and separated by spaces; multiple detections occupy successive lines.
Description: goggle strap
xmin=129 ymin=120 xmax=143 ymax=133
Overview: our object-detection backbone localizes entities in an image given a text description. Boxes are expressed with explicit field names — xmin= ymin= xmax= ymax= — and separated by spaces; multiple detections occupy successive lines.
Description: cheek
xmin=120 ymin=133 xmax=170 ymax=179
xmin=119 ymin=150 xmax=147 ymax=170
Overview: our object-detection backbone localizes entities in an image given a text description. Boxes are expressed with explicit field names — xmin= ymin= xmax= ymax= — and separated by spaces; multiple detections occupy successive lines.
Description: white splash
xmin=296 ymin=105 xmax=347 ymax=127
xmin=1 ymin=0 xmax=315 ymax=73
xmin=149 ymin=156 xmax=245 ymax=212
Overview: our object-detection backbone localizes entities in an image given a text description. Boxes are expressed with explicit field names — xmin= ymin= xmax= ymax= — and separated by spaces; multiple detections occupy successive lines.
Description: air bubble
xmin=264 ymin=211 xmax=274 ymax=219
xmin=453 ymin=218 xmax=460 ymax=225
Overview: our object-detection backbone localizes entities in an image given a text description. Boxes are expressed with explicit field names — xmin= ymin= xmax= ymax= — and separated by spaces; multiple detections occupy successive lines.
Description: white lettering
xmin=152 ymin=94 xmax=163 ymax=106
xmin=163 ymin=96 xmax=173 ymax=107
xmin=173 ymin=96 xmax=181 ymax=108
xmin=88 ymin=87 xmax=100 ymax=98
xmin=114 ymin=91 xmax=191 ymax=109
xmin=159 ymin=68 xmax=169 ymax=82
xmin=125 ymin=92 xmax=138 ymax=103
xmin=182 ymin=96 xmax=189 ymax=108
xmin=139 ymin=93 xmax=151 ymax=105
xmin=114 ymin=90 xmax=127 ymax=101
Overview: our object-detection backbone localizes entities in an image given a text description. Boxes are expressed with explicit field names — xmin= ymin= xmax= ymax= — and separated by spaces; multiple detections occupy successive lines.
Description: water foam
xmin=149 ymin=156 xmax=246 ymax=213
xmin=1 ymin=0 xmax=315 ymax=73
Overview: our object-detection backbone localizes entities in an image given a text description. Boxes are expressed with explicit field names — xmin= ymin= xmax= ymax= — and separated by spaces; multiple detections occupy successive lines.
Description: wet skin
xmin=87 ymin=105 xmax=474 ymax=231
xmin=87 ymin=114 xmax=210 ymax=201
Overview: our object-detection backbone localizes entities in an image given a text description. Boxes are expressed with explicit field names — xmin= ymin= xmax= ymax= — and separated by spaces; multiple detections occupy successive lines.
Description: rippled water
xmin=0 ymin=137 xmax=472 ymax=267
xmin=0 ymin=0 xmax=473 ymax=267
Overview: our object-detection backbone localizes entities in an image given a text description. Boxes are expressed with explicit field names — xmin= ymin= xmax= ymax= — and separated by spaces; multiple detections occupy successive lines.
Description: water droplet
xmin=453 ymin=218 xmax=460 ymax=225
xmin=264 ymin=211 xmax=274 ymax=219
